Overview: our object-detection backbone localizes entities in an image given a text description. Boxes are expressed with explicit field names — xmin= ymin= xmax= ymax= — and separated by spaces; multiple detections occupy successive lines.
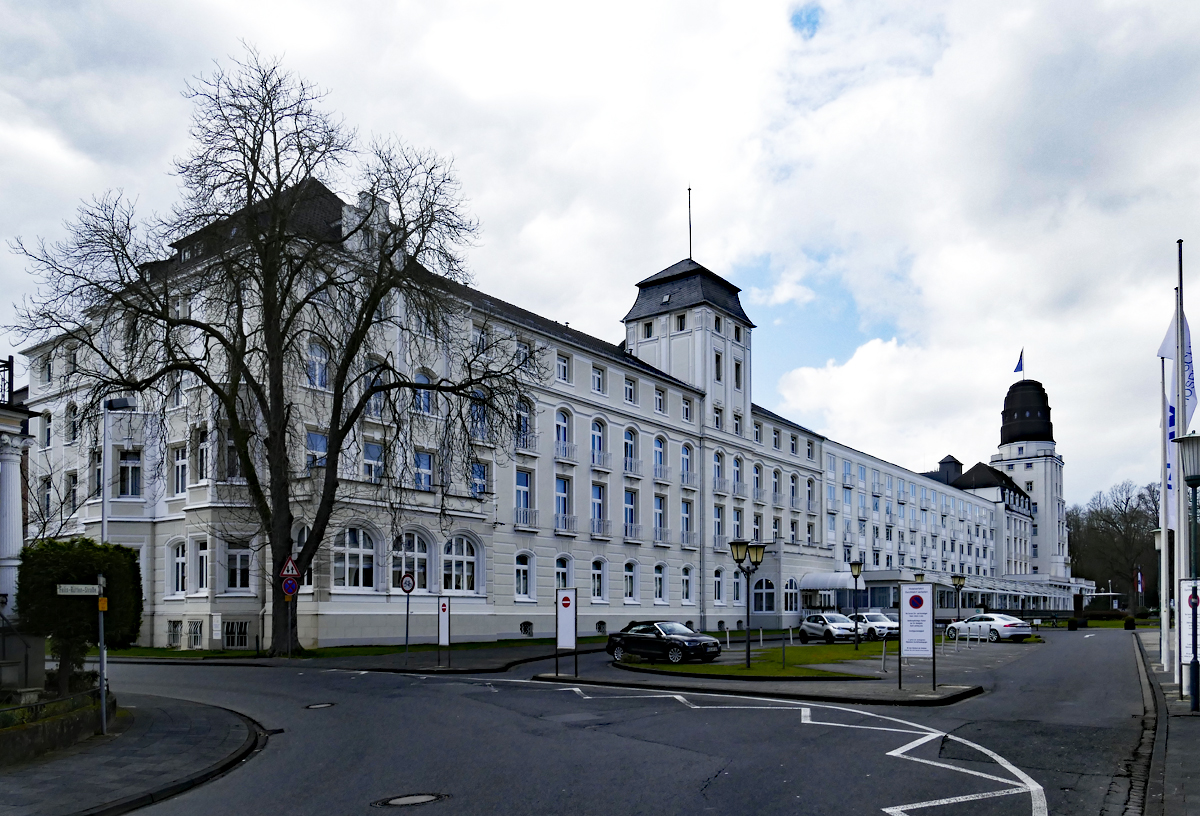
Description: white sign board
xmin=556 ymin=588 xmax=577 ymax=650
xmin=1181 ymin=579 xmax=1200 ymax=663
xmin=900 ymin=582 xmax=934 ymax=658
xmin=57 ymin=584 xmax=100 ymax=596
xmin=438 ymin=596 xmax=450 ymax=647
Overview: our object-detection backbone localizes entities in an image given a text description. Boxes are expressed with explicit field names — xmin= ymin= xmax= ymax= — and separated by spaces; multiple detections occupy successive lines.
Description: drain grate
xmin=305 ymin=703 xmax=334 ymax=709
xmin=371 ymin=793 xmax=449 ymax=808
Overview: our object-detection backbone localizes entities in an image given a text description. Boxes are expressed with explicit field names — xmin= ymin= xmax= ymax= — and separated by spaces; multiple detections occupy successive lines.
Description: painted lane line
xmin=881 ymin=786 xmax=1029 ymax=815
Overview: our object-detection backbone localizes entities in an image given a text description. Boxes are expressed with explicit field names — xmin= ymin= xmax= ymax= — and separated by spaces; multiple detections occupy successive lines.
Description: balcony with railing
xmin=554 ymin=514 xmax=578 ymax=534
xmin=591 ymin=449 xmax=612 ymax=469
xmin=919 ymin=497 xmax=930 ymax=509
xmin=513 ymin=507 xmax=538 ymax=528
xmin=772 ymin=492 xmax=785 ymax=508
xmin=808 ymin=499 xmax=818 ymax=514
xmin=623 ymin=457 xmax=643 ymax=477
xmin=515 ymin=432 xmax=540 ymax=453
xmin=871 ymin=482 xmax=883 ymax=496
xmin=680 ymin=470 xmax=699 ymax=489
xmin=653 ymin=464 xmax=671 ymax=483
xmin=554 ymin=441 xmax=577 ymax=462
xmin=857 ymin=506 xmax=869 ymax=519
xmin=652 ymin=527 xmax=670 ymax=546
xmin=624 ymin=523 xmax=643 ymax=541
xmin=681 ymin=531 xmax=699 ymax=549
xmin=896 ymin=492 xmax=907 ymax=504
xmin=713 ymin=477 xmax=731 ymax=494
xmin=713 ymin=535 xmax=729 ymax=551
xmin=842 ymin=473 xmax=855 ymax=486
xmin=753 ymin=487 xmax=768 ymax=504
xmin=734 ymin=482 xmax=749 ymax=498
xmin=826 ymin=497 xmax=837 ymax=512
xmin=590 ymin=518 xmax=612 ymax=538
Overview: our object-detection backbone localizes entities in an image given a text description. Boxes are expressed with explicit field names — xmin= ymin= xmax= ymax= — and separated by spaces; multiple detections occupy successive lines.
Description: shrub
xmin=1124 ymin=616 xmax=1137 ymax=630
xmin=1067 ymin=618 xmax=1079 ymax=631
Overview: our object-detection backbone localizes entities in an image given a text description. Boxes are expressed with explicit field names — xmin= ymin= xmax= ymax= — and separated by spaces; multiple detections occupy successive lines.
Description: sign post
xmin=556 ymin=588 xmax=578 ymax=677
xmin=280 ymin=558 xmax=301 ymax=659
xmin=1182 ymin=579 xmax=1200 ymax=700
xmin=900 ymin=582 xmax=935 ymax=692
xmin=399 ymin=573 xmax=415 ymax=665
xmin=438 ymin=597 xmax=451 ymax=668
xmin=97 ymin=574 xmax=107 ymax=735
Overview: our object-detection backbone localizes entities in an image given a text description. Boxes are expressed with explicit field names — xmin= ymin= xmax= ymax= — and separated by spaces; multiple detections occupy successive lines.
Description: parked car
xmin=798 ymin=613 xmax=857 ymax=644
xmin=946 ymin=614 xmax=1032 ymax=642
xmin=847 ymin=612 xmax=899 ymax=641
xmin=606 ymin=621 xmax=721 ymax=664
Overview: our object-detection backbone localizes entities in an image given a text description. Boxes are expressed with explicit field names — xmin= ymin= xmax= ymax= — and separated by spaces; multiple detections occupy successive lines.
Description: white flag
xmin=1160 ymin=311 xmax=1196 ymax=529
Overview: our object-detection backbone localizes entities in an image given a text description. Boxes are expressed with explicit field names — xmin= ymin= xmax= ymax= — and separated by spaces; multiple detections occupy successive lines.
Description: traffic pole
xmin=404 ymin=591 xmax=411 ymax=666
xmin=98 ymin=572 xmax=107 ymax=736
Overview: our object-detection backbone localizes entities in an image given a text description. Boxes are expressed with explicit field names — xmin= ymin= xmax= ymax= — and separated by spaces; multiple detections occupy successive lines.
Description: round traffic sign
xmin=282 ymin=577 xmax=299 ymax=596
xmin=561 ymin=595 xmax=571 ymax=609
xmin=1190 ymin=593 xmax=1198 ymax=610
xmin=908 ymin=595 xmax=924 ymax=609
xmin=400 ymin=573 xmax=416 ymax=594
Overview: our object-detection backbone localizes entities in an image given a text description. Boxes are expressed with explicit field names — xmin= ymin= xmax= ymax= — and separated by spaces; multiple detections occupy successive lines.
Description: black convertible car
xmin=605 ymin=621 xmax=721 ymax=664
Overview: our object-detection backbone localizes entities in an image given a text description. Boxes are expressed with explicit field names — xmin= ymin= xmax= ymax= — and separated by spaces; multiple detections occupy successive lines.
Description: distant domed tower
xmin=1000 ymin=380 xmax=1054 ymax=445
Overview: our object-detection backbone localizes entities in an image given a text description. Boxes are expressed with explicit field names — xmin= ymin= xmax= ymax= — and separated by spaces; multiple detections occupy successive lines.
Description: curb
xmin=611 ymin=661 xmax=878 ymax=682
xmin=69 ymin=704 xmax=268 ymax=816
xmin=1135 ymin=634 xmax=1168 ymax=816
xmin=530 ymin=673 xmax=984 ymax=707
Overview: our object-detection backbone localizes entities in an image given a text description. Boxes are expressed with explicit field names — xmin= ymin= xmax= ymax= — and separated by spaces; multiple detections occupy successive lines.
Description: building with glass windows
xmin=20 ymin=196 xmax=1089 ymax=649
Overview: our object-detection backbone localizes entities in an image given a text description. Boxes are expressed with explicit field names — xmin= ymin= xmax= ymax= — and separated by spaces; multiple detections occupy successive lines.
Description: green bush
xmin=16 ymin=537 xmax=143 ymax=696
xmin=1124 ymin=616 xmax=1137 ymax=630
xmin=1084 ymin=611 xmax=1128 ymax=622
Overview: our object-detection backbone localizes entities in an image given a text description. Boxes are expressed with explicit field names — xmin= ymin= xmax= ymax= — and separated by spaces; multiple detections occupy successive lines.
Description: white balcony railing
xmin=734 ymin=482 xmax=748 ymax=498
xmin=713 ymin=478 xmax=731 ymax=494
xmin=624 ymin=458 xmax=643 ymax=477
xmin=591 ymin=449 xmax=612 ymax=469
xmin=713 ymin=535 xmax=729 ymax=551
xmin=513 ymin=507 xmax=538 ymax=527
xmin=753 ymin=487 xmax=768 ymax=503
xmin=515 ymin=432 xmax=539 ymax=453
xmin=554 ymin=514 xmax=577 ymax=533
xmin=555 ymin=442 xmax=577 ymax=462
xmin=653 ymin=527 xmax=670 ymax=545
xmin=653 ymin=464 xmax=671 ymax=482
xmin=772 ymin=492 xmax=785 ymax=508
xmin=624 ymin=523 xmax=643 ymax=540
xmin=680 ymin=470 xmax=699 ymax=488
xmin=681 ymin=531 xmax=699 ymax=548
xmin=808 ymin=499 xmax=818 ymax=514
xmin=871 ymin=482 xmax=883 ymax=496
xmin=591 ymin=517 xmax=612 ymax=537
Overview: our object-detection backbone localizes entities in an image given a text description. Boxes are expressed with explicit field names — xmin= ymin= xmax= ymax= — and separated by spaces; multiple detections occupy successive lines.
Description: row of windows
xmin=709 ymin=407 xmax=815 ymax=459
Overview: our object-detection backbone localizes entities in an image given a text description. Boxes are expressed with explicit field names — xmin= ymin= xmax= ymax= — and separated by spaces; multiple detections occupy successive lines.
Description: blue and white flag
xmin=1160 ymin=312 xmax=1196 ymax=529
xmin=1014 ymin=349 xmax=1024 ymax=373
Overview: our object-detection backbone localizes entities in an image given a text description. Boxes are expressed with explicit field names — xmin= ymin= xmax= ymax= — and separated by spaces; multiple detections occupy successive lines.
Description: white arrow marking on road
xmin=1084 ymin=634 xmax=1096 ymax=638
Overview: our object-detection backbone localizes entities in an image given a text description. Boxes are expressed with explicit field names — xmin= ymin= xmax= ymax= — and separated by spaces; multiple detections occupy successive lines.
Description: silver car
xmin=848 ymin=612 xmax=899 ymax=641
xmin=947 ymin=613 xmax=1032 ymax=642
xmin=798 ymin=613 xmax=857 ymax=644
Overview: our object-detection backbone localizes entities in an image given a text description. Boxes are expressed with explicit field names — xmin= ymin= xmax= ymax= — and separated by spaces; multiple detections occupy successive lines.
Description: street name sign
xmin=438 ymin=597 xmax=450 ymax=647
xmin=556 ymin=588 xmax=577 ymax=650
xmin=57 ymin=584 xmax=100 ymax=596
xmin=900 ymin=582 xmax=934 ymax=658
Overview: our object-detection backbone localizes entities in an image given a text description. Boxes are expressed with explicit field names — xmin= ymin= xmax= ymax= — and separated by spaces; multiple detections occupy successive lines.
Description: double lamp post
xmin=730 ymin=539 xmax=766 ymax=669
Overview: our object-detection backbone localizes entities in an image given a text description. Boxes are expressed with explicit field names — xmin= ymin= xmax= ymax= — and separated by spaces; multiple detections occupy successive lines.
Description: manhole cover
xmin=305 ymin=703 xmax=334 ymax=709
xmin=371 ymin=793 xmax=449 ymax=808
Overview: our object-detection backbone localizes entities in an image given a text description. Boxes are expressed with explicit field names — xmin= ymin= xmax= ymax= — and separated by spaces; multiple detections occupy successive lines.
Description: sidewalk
xmin=1138 ymin=630 xmax=1200 ymax=815
xmin=0 ymin=693 xmax=260 ymax=816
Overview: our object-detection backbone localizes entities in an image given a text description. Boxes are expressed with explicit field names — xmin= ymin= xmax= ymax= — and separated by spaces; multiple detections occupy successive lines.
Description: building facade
xmin=20 ymin=197 xmax=1089 ymax=650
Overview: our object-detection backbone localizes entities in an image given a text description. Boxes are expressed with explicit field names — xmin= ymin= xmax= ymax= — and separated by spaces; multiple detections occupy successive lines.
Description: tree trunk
xmin=270 ymin=588 xmax=302 ymax=655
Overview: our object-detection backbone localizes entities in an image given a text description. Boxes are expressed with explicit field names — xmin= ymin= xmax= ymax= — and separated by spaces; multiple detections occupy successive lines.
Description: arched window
xmin=753 ymin=578 xmax=776 ymax=613
xmin=591 ymin=421 xmax=604 ymax=452
xmin=414 ymin=373 xmax=432 ymax=415
xmin=681 ymin=566 xmax=693 ymax=603
xmin=624 ymin=562 xmax=637 ymax=600
xmin=591 ymin=559 xmax=606 ymax=600
xmin=556 ymin=411 xmax=570 ymax=442
xmin=306 ymin=342 xmax=329 ymax=389
xmin=172 ymin=543 xmax=187 ymax=594
xmin=443 ymin=536 xmax=477 ymax=592
xmin=516 ymin=401 xmax=532 ymax=447
xmin=469 ymin=390 xmax=489 ymax=439
xmin=555 ymin=556 xmax=571 ymax=589
xmin=654 ymin=437 xmax=665 ymax=467
xmin=772 ymin=470 xmax=781 ymax=494
xmin=66 ymin=404 xmax=78 ymax=444
xmin=515 ymin=553 xmax=531 ymax=598
xmin=784 ymin=578 xmax=799 ymax=612
xmin=713 ymin=568 xmax=724 ymax=603
xmin=623 ymin=429 xmax=637 ymax=460
xmin=334 ymin=527 xmax=375 ymax=588
xmin=713 ymin=452 xmax=723 ymax=479
xmin=681 ymin=444 xmax=692 ymax=474
xmin=733 ymin=458 xmax=742 ymax=485
xmin=753 ymin=465 xmax=762 ymax=490
xmin=654 ymin=564 xmax=666 ymax=602
xmin=393 ymin=531 xmax=429 ymax=591
xmin=790 ymin=474 xmax=799 ymax=499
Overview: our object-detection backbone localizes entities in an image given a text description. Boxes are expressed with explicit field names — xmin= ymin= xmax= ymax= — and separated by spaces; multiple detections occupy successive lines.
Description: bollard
xmin=759 ymin=628 xmax=763 ymax=646
xmin=881 ymin=636 xmax=888 ymax=673
xmin=726 ymin=630 xmax=730 ymax=649
xmin=789 ymin=627 xmax=794 ymax=645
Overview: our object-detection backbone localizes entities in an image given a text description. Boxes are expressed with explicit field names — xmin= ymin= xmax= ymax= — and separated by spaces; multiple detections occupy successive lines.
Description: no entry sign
xmin=556 ymin=588 xmax=577 ymax=650
xmin=438 ymin=597 xmax=450 ymax=647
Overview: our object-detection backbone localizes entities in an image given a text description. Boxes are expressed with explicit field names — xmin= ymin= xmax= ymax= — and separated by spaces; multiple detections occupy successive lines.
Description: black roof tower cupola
xmin=622 ymin=259 xmax=755 ymax=326
xmin=1000 ymin=380 xmax=1054 ymax=445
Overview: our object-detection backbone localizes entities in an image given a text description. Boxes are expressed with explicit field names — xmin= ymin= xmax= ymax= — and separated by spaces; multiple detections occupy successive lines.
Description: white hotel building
xmin=18 ymin=193 xmax=1089 ymax=649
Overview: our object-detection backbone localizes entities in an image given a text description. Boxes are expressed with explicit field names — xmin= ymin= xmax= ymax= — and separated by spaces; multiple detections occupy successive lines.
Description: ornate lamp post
xmin=952 ymin=574 xmax=966 ymax=624
xmin=1174 ymin=431 xmax=1200 ymax=711
xmin=731 ymin=539 xmax=766 ymax=669
xmin=850 ymin=560 xmax=863 ymax=649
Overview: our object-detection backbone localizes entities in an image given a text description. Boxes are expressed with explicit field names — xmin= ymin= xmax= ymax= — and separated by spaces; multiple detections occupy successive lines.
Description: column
xmin=0 ymin=432 xmax=30 ymax=614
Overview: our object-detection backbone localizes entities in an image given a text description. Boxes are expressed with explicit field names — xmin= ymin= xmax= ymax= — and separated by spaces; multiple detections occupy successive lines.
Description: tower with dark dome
xmin=990 ymin=379 xmax=1068 ymax=581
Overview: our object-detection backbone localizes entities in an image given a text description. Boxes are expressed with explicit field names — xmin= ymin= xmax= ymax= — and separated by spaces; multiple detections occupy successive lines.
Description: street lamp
xmin=850 ymin=560 xmax=863 ymax=649
xmin=913 ymin=571 xmax=925 ymax=584
xmin=1174 ymin=430 xmax=1200 ymax=712
xmin=951 ymin=574 xmax=966 ymax=624
xmin=731 ymin=540 xmax=766 ymax=669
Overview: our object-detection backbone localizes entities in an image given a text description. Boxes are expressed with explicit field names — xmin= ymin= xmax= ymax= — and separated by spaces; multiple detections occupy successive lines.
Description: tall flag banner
xmin=1160 ymin=311 xmax=1196 ymax=530
xmin=1014 ymin=349 xmax=1024 ymax=374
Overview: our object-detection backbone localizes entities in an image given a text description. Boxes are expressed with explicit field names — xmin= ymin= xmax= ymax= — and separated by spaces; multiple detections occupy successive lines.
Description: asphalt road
xmin=107 ymin=628 xmax=1146 ymax=816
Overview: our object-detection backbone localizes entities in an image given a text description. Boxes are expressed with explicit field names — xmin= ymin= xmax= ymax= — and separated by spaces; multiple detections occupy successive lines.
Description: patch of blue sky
xmin=728 ymin=254 xmax=900 ymax=411
xmin=789 ymin=4 xmax=823 ymax=40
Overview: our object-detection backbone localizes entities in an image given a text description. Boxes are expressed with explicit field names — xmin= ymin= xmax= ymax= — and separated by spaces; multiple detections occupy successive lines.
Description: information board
xmin=1181 ymin=579 xmax=1200 ymax=663
xmin=556 ymin=588 xmax=577 ymax=650
xmin=438 ymin=597 xmax=450 ymax=647
xmin=900 ymin=582 xmax=934 ymax=658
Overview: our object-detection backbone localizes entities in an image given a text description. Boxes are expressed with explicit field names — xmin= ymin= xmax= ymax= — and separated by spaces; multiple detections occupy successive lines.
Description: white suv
xmin=798 ymin=613 xmax=857 ymax=644
xmin=848 ymin=612 xmax=899 ymax=641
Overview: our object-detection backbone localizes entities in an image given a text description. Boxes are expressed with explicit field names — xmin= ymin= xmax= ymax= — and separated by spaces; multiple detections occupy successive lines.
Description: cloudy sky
xmin=1 ymin=1 xmax=1193 ymax=505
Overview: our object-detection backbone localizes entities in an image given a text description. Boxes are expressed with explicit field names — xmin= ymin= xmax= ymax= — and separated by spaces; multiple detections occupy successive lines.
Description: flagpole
xmin=1163 ymin=356 xmax=1173 ymax=671
xmin=1178 ymin=241 xmax=1189 ymax=690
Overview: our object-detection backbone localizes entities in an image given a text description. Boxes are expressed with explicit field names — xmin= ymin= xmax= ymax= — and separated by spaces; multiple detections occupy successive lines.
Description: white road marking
xmin=451 ymin=676 xmax=1047 ymax=815
xmin=1084 ymin=634 xmax=1096 ymax=639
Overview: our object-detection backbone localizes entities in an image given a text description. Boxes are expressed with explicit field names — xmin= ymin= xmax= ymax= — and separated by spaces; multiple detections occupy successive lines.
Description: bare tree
xmin=1069 ymin=481 xmax=1158 ymax=607
xmin=14 ymin=48 xmax=542 ymax=653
